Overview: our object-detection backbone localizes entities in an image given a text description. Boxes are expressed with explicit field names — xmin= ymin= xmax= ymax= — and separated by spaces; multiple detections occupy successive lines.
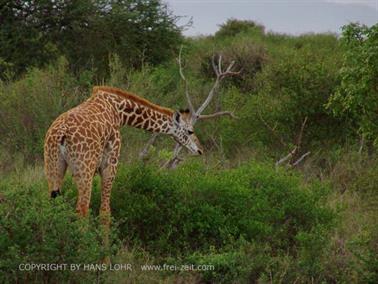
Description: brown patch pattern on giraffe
xmin=44 ymin=85 xmax=203 ymax=257
xmin=44 ymin=86 xmax=179 ymax=221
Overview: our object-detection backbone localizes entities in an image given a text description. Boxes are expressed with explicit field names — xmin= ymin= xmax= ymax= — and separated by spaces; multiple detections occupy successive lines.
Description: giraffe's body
xmin=44 ymin=86 xmax=203 ymax=221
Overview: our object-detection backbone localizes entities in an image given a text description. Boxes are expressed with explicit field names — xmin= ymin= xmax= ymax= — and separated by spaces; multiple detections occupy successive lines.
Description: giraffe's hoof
xmin=50 ymin=189 xmax=61 ymax=198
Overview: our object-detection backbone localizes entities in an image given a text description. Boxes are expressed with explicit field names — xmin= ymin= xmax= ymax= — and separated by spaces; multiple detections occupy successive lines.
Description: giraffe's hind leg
xmin=99 ymin=132 xmax=121 ymax=263
xmin=99 ymin=133 xmax=121 ymax=225
xmin=44 ymin=135 xmax=68 ymax=198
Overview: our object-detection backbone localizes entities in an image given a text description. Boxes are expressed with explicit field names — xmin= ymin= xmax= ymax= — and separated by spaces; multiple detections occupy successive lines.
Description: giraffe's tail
xmin=44 ymin=124 xmax=68 ymax=198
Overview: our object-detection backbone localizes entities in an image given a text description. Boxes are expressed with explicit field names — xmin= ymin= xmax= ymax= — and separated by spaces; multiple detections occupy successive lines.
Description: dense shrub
xmin=215 ymin=19 xmax=265 ymax=38
xmin=90 ymin=161 xmax=334 ymax=281
xmin=200 ymin=39 xmax=267 ymax=93
xmin=218 ymin=35 xmax=348 ymax=158
xmin=3 ymin=157 xmax=376 ymax=283
xmin=0 ymin=58 xmax=86 ymax=162
xmin=328 ymin=23 xmax=378 ymax=144
xmin=0 ymin=170 xmax=104 ymax=283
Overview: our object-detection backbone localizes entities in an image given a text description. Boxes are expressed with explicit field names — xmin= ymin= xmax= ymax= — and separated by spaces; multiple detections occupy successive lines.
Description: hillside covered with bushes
xmin=0 ymin=2 xmax=377 ymax=282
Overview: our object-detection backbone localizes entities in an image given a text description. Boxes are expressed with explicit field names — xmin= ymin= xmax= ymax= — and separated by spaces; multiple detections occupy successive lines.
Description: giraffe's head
xmin=170 ymin=109 xmax=203 ymax=155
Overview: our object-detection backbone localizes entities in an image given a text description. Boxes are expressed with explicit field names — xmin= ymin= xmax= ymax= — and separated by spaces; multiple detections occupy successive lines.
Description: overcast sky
xmin=165 ymin=0 xmax=378 ymax=36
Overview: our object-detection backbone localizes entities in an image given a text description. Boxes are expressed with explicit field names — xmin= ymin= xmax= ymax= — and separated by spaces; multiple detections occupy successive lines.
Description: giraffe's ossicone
xmin=44 ymin=86 xmax=203 ymax=219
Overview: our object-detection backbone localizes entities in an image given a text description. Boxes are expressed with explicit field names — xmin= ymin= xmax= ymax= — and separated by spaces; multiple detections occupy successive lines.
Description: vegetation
xmin=1 ymin=163 xmax=335 ymax=283
xmin=328 ymin=23 xmax=378 ymax=144
xmin=0 ymin=0 xmax=182 ymax=79
xmin=0 ymin=3 xmax=377 ymax=282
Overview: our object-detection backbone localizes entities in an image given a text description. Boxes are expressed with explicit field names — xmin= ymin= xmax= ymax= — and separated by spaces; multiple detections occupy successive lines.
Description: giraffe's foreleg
xmin=72 ymin=169 xmax=95 ymax=217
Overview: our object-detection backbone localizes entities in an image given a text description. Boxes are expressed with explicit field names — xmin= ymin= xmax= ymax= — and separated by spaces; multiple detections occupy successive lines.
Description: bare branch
xmin=295 ymin=116 xmax=308 ymax=150
xmin=290 ymin=116 xmax=308 ymax=164
xmin=275 ymin=147 xmax=297 ymax=168
xmin=292 ymin=151 xmax=311 ymax=167
xmin=212 ymin=54 xmax=219 ymax=76
xmin=358 ymin=135 xmax=364 ymax=154
xmin=178 ymin=45 xmax=195 ymax=113
xmin=163 ymin=143 xmax=183 ymax=169
xmin=199 ymin=111 xmax=238 ymax=120
xmin=225 ymin=60 xmax=236 ymax=73
xmin=139 ymin=133 xmax=159 ymax=160
xmin=165 ymin=52 xmax=241 ymax=169
xmin=195 ymin=79 xmax=220 ymax=116
xmin=196 ymin=54 xmax=239 ymax=116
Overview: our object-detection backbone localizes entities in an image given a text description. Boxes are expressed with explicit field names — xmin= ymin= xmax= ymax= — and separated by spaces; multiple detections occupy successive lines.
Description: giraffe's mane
xmin=92 ymin=86 xmax=174 ymax=116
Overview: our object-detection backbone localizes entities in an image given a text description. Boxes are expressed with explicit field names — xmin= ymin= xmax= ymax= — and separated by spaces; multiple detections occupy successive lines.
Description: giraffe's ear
xmin=173 ymin=111 xmax=181 ymax=125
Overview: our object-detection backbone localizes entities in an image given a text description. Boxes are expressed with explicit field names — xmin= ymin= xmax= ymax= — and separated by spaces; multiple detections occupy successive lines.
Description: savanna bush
xmin=93 ymin=161 xmax=335 ymax=282
xmin=0 ymin=172 xmax=104 ymax=283
xmin=199 ymin=36 xmax=267 ymax=93
xmin=215 ymin=19 xmax=265 ymax=38
xmin=219 ymin=36 xmax=348 ymax=158
xmin=328 ymin=23 xmax=378 ymax=145
xmin=0 ymin=58 xmax=86 ymax=162
xmin=0 ymin=160 xmax=337 ymax=283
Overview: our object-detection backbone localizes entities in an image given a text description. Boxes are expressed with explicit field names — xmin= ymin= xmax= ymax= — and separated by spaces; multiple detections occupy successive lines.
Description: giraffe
xmin=44 ymin=86 xmax=203 ymax=249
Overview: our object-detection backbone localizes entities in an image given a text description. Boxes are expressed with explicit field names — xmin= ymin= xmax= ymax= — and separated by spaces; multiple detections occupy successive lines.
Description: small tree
xmin=215 ymin=18 xmax=264 ymax=38
xmin=328 ymin=23 xmax=378 ymax=145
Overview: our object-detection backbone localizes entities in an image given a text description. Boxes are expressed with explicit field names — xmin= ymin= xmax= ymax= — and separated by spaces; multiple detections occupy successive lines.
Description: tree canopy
xmin=0 ymin=0 xmax=182 ymax=79
xmin=328 ymin=23 xmax=378 ymax=143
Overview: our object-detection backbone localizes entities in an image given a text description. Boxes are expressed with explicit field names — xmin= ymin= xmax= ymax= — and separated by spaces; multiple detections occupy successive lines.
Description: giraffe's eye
xmin=188 ymin=130 xmax=194 ymax=135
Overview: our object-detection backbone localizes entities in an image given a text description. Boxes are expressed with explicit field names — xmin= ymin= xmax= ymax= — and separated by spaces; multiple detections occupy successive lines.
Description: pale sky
xmin=165 ymin=0 xmax=378 ymax=36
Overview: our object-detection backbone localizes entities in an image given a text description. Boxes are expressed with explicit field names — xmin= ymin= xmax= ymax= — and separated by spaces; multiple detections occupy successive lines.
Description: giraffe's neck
xmin=93 ymin=87 xmax=174 ymax=134
xmin=119 ymin=100 xmax=174 ymax=134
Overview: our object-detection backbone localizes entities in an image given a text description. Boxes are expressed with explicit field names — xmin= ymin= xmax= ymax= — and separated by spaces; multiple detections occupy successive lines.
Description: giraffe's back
xmin=44 ymin=98 xmax=118 ymax=193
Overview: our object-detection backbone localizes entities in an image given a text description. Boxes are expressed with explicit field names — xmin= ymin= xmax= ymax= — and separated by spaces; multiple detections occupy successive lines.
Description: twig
xmin=178 ymin=45 xmax=195 ymax=113
xmin=198 ymin=111 xmax=238 ymax=120
xmin=292 ymin=151 xmax=311 ymax=167
xmin=358 ymin=135 xmax=364 ymax=154
xmin=295 ymin=116 xmax=308 ymax=150
xmin=290 ymin=116 xmax=308 ymax=164
xmin=138 ymin=133 xmax=158 ymax=160
xmin=196 ymin=54 xmax=240 ymax=116
xmin=275 ymin=147 xmax=297 ymax=167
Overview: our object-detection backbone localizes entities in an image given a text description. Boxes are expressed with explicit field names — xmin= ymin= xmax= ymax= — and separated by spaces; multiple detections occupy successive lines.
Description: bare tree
xmin=139 ymin=46 xmax=240 ymax=167
xmin=257 ymin=114 xmax=311 ymax=169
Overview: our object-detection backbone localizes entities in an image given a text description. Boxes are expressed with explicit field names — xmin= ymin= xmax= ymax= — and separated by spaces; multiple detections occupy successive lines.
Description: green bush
xmin=328 ymin=23 xmax=378 ymax=144
xmin=90 ymin=161 xmax=335 ymax=282
xmin=0 ymin=171 xmax=104 ymax=283
xmin=0 ymin=159 xmax=353 ymax=283
xmin=0 ymin=58 xmax=86 ymax=162
xmin=219 ymin=35 xmax=348 ymax=158
xmin=215 ymin=19 xmax=265 ymax=38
